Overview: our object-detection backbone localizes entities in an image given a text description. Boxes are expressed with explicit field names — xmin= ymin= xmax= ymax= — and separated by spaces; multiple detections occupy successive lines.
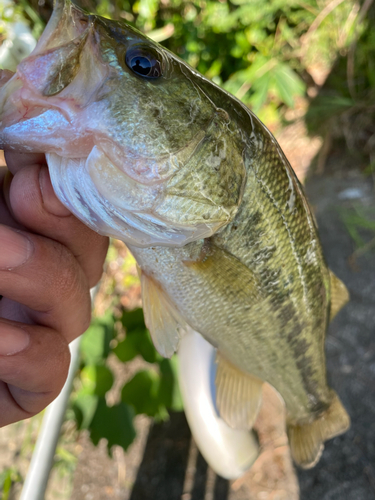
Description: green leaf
xmin=0 ymin=468 xmax=20 ymax=500
xmin=136 ymin=329 xmax=159 ymax=363
xmin=113 ymin=335 xmax=138 ymax=363
xmin=2 ymin=474 xmax=11 ymax=500
xmin=158 ymin=357 xmax=184 ymax=412
xmin=80 ymin=313 xmax=115 ymax=365
xmin=81 ymin=365 xmax=114 ymax=397
xmin=249 ymin=72 xmax=272 ymax=111
xmin=121 ymin=308 xmax=146 ymax=333
xmin=95 ymin=365 xmax=114 ymax=396
xmin=114 ymin=327 xmax=158 ymax=364
xmin=89 ymin=399 xmax=136 ymax=454
xmin=272 ymin=63 xmax=305 ymax=108
xmin=73 ymin=394 xmax=99 ymax=430
xmin=121 ymin=370 xmax=162 ymax=416
xmin=55 ymin=446 xmax=78 ymax=465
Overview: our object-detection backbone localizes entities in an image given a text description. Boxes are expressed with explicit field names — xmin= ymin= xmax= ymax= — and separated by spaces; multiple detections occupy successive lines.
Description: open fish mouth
xmin=0 ymin=2 xmax=105 ymax=157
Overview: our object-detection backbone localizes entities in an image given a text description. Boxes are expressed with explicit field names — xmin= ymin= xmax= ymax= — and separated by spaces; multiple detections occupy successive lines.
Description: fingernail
xmin=0 ymin=225 xmax=33 ymax=269
xmin=0 ymin=323 xmax=30 ymax=355
xmin=39 ymin=166 xmax=71 ymax=217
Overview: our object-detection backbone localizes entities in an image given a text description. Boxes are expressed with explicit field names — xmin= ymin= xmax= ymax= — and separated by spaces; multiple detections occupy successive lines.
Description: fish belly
xmin=130 ymin=241 xmax=331 ymax=423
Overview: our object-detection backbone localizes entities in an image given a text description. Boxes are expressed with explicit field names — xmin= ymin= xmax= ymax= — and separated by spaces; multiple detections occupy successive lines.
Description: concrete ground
xmin=297 ymin=164 xmax=375 ymax=500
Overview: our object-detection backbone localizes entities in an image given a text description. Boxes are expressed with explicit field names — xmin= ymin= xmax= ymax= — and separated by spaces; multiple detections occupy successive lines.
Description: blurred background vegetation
xmin=0 ymin=0 xmax=374 ymax=497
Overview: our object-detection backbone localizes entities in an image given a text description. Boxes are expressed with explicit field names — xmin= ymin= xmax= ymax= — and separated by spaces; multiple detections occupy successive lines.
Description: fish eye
xmin=125 ymin=46 xmax=162 ymax=79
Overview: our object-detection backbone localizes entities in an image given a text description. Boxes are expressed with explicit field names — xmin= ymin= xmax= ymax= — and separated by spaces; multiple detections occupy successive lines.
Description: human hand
xmin=0 ymin=152 xmax=109 ymax=427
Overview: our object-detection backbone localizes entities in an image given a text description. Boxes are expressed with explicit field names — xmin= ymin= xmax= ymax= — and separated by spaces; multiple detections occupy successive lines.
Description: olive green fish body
xmin=130 ymin=108 xmax=332 ymax=424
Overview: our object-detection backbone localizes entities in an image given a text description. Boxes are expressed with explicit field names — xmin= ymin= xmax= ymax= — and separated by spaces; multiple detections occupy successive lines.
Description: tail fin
xmin=287 ymin=392 xmax=350 ymax=469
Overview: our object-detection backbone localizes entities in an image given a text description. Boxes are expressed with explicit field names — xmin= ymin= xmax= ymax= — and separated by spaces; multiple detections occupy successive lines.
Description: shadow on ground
xmin=129 ymin=413 xmax=229 ymax=500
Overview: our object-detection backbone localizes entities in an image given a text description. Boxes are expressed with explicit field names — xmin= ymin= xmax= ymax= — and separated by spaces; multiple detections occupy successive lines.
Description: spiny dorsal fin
xmin=140 ymin=270 xmax=185 ymax=358
xmin=287 ymin=391 xmax=350 ymax=469
xmin=216 ymin=352 xmax=263 ymax=430
xmin=329 ymin=270 xmax=349 ymax=321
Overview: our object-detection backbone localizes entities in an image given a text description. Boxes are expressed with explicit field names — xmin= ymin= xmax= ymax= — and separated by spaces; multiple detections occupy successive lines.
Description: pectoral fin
xmin=329 ymin=270 xmax=349 ymax=321
xmin=140 ymin=270 xmax=185 ymax=358
xmin=216 ymin=352 xmax=263 ymax=430
xmin=183 ymin=241 xmax=262 ymax=304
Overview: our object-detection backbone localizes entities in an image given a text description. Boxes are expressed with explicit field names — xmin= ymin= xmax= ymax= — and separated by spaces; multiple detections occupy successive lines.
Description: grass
xmin=340 ymin=203 xmax=375 ymax=263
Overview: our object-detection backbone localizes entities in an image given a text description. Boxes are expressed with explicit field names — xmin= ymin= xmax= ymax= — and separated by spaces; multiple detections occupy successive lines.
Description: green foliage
xmin=114 ymin=327 xmax=158 ymax=364
xmin=120 ymin=356 xmax=183 ymax=419
xmin=0 ymin=0 xmax=44 ymax=38
xmin=0 ymin=467 xmax=22 ymax=500
xmin=305 ymin=3 xmax=375 ymax=164
xmin=340 ymin=204 xmax=375 ymax=252
xmin=72 ymin=307 xmax=183 ymax=455
xmin=116 ymin=309 xmax=183 ymax=421
xmin=158 ymin=357 xmax=184 ymax=411
xmin=121 ymin=369 xmax=162 ymax=416
xmin=80 ymin=311 xmax=114 ymax=365
xmin=89 ymin=400 xmax=136 ymax=454
xmin=80 ymin=364 xmax=114 ymax=397
xmin=54 ymin=446 xmax=78 ymax=478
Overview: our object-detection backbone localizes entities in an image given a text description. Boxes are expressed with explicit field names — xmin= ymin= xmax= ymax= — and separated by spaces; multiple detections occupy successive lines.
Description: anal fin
xmin=140 ymin=270 xmax=185 ymax=358
xmin=287 ymin=391 xmax=350 ymax=469
xmin=329 ymin=270 xmax=349 ymax=321
xmin=216 ymin=352 xmax=263 ymax=430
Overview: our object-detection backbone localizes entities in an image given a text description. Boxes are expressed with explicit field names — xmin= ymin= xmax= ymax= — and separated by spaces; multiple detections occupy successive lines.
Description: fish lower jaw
xmin=46 ymin=149 xmax=217 ymax=247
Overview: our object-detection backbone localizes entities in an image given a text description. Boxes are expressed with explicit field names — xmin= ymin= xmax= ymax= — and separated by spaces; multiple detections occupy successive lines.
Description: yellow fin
xmin=329 ymin=270 xmax=349 ymax=321
xmin=215 ymin=352 xmax=263 ymax=430
xmin=183 ymin=242 xmax=261 ymax=303
xmin=140 ymin=270 xmax=185 ymax=358
xmin=287 ymin=391 xmax=350 ymax=469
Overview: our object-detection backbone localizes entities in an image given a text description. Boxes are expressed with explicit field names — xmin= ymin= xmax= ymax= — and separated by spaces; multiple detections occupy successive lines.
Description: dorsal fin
xmin=215 ymin=352 xmax=263 ymax=430
xmin=140 ymin=269 xmax=185 ymax=358
xmin=329 ymin=270 xmax=349 ymax=321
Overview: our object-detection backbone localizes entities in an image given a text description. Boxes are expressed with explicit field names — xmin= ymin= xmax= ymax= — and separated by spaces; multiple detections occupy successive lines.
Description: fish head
xmin=0 ymin=1 xmax=247 ymax=246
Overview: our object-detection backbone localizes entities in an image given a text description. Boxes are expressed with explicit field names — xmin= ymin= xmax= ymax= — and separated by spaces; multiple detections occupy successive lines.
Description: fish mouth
xmin=0 ymin=1 xmax=103 ymax=154
xmin=33 ymin=0 xmax=91 ymax=55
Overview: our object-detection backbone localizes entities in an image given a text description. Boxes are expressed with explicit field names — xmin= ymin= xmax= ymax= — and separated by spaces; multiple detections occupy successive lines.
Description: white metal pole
xmin=19 ymin=335 xmax=82 ymax=500
xmin=20 ymin=286 xmax=98 ymax=500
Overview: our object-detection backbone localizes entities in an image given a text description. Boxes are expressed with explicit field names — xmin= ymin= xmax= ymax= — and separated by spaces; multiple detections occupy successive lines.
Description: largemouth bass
xmin=0 ymin=0 xmax=350 ymax=468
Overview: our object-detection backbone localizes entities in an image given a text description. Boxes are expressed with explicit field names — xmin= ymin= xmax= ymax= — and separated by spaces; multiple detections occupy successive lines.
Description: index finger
xmin=8 ymin=165 xmax=109 ymax=287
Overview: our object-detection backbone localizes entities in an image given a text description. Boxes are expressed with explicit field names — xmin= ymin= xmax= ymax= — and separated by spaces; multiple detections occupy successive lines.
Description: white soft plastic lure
xmin=178 ymin=328 xmax=258 ymax=479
